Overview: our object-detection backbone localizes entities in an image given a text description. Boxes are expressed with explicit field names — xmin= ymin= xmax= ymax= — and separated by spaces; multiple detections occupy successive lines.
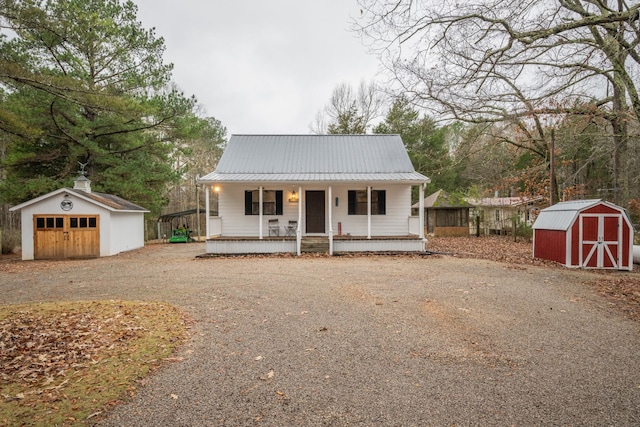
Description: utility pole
xmin=549 ymin=128 xmax=557 ymax=205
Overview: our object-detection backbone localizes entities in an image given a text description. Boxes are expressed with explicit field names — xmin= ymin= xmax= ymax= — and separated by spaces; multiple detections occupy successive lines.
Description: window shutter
xmin=377 ymin=190 xmax=386 ymax=215
xmin=244 ymin=191 xmax=252 ymax=215
xmin=348 ymin=190 xmax=356 ymax=215
xmin=275 ymin=190 xmax=283 ymax=215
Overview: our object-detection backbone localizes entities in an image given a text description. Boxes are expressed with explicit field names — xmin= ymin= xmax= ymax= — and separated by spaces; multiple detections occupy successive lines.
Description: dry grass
xmin=0 ymin=300 xmax=190 ymax=426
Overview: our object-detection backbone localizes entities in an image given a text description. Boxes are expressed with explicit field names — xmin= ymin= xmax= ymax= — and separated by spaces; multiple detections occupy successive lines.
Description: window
xmin=35 ymin=216 xmax=97 ymax=229
xmin=347 ymin=190 xmax=386 ymax=215
xmin=36 ymin=217 xmax=63 ymax=229
xmin=495 ymin=209 xmax=501 ymax=222
xmin=245 ymin=190 xmax=283 ymax=215
xmin=436 ymin=209 xmax=469 ymax=227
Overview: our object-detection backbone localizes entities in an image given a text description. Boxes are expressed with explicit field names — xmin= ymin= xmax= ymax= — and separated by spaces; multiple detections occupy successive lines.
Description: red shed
xmin=532 ymin=199 xmax=633 ymax=270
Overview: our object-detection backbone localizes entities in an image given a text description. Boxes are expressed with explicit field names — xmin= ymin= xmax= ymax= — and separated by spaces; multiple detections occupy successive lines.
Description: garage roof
xmin=9 ymin=188 xmax=149 ymax=213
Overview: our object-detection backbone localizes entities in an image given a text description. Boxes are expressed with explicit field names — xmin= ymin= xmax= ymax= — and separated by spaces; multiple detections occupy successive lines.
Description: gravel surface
xmin=1 ymin=243 xmax=639 ymax=426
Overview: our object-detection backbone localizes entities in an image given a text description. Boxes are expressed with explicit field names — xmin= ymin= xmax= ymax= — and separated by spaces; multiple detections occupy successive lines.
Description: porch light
xmin=213 ymin=186 xmax=220 ymax=193
xmin=288 ymin=190 xmax=298 ymax=203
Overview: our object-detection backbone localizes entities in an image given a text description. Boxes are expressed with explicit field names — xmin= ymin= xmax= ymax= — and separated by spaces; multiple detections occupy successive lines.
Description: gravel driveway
xmin=1 ymin=244 xmax=639 ymax=426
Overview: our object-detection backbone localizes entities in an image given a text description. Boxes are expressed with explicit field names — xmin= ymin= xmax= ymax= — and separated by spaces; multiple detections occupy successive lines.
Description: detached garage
xmin=10 ymin=176 xmax=149 ymax=260
xmin=533 ymin=199 xmax=634 ymax=270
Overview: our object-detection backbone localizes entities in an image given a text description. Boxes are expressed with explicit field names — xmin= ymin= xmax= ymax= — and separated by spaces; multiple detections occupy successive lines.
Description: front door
xmin=305 ymin=191 xmax=325 ymax=233
xmin=580 ymin=214 xmax=620 ymax=268
xmin=34 ymin=215 xmax=100 ymax=259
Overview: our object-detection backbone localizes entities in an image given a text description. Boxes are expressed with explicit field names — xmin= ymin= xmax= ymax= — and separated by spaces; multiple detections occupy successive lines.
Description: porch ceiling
xmin=197 ymin=172 xmax=429 ymax=185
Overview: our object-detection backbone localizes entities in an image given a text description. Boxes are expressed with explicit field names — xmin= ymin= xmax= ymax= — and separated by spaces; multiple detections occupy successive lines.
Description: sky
xmin=134 ymin=0 xmax=381 ymax=136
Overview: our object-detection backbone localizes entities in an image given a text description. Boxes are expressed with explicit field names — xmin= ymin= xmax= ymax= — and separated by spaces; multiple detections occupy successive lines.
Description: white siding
xmin=331 ymin=184 xmax=412 ymax=236
xmin=19 ymin=193 xmax=110 ymax=260
xmin=216 ymin=183 xmax=413 ymax=237
xmin=206 ymin=239 xmax=296 ymax=254
xmin=334 ymin=239 xmax=425 ymax=253
xmin=217 ymin=183 xmax=301 ymax=237
xmin=109 ymin=212 xmax=145 ymax=255
xmin=16 ymin=191 xmax=144 ymax=260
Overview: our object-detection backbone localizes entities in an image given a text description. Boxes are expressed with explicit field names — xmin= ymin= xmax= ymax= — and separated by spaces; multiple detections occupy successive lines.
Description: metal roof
xmin=532 ymin=199 xmax=623 ymax=231
xmin=466 ymin=196 xmax=545 ymax=207
xmin=157 ymin=208 xmax=216 ymax=222
xmin=198 ymin=134 xmax=430 ymax=184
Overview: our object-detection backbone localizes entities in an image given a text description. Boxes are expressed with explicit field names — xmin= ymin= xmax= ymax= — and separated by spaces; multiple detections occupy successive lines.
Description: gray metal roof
xmin=533 ymin=199 xmax=610 ymax=230
xmin=198 ymin=134 xmax=430 ymax=184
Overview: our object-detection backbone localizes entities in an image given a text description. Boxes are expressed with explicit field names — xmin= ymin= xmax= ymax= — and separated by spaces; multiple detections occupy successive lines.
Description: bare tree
xmin=356 ymin=0 xmax=640 ymax=204
xmin=312 ymin=80 xmax=383 ymax=134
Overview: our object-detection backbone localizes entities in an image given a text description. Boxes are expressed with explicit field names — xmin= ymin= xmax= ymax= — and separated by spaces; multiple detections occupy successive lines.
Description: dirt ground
xmin=426 ymin=236 xmax=640 ymax=322
xmin=1 ymin=236 xmax=639 ymax=426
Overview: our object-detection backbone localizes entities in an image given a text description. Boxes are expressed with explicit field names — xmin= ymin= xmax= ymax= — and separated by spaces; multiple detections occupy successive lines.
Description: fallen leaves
xmin=426 ymin=236 xmax=552 ymax=267
xmin=0 ymin=303 xmax=143 ymax=388
xmin=0 ymin=300 xmax=190 ymax=426
xmin=585 ymin=274 xmax=640 ymax=322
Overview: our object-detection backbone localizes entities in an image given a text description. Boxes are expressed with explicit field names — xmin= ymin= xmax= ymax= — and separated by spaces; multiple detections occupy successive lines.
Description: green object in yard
xmin=169 ymin=229 xmax=189 ymax=243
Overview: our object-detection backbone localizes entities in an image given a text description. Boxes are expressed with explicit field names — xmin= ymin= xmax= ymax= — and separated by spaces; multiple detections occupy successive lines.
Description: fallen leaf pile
xmin=1 ymin=303 xmax=144 ymax=390
xmin=426 ymin=235 xmax=552 ymax=266
xmin=0 ymin=300 xmax=188 ymax=426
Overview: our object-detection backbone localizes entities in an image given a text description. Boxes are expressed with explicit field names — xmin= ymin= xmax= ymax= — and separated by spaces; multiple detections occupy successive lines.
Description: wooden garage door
xmin=34 ymin=215 xmax=100 ymax=259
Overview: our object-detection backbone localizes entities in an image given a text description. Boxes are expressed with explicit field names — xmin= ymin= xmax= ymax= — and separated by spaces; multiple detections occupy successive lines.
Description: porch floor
xmin=204 ymin=235 xmax=425 ymax=255
xmin=206 ymin=235 xmax=423 ymax=241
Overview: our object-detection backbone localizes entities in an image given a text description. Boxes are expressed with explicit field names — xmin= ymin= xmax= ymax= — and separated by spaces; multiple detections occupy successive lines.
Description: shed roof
xmin=532 ymin=199 xmax=629 ymax=231
xmin=412 ymin=189 xmax=474 ymax=209
xmin=9 ymin=188 xmax=149 ymax=213
xmin=198 ymin=134 xmax=429 ymax=184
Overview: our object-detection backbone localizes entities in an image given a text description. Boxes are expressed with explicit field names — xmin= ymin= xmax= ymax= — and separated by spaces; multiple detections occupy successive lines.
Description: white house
xmin=9 ymin=175 xmax=149 ymax=260
xmin=466 ymin=195 xmax=546 ymax=236
xmin=197 ymin=134 xmax=430 ymax=255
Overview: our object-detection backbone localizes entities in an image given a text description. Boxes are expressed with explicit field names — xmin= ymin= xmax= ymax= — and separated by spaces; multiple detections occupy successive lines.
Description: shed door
xmin=34 ymin=215 xmax=100 ymax=259
xmin=580 ymin=214 xmax=621 ymax=268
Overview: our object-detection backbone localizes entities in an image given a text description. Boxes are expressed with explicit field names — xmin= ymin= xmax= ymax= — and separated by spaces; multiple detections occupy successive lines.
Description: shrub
xmin=1 ymin=228 xmax=21 ymax=254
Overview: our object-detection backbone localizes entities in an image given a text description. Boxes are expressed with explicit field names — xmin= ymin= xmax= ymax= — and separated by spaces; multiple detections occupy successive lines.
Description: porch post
xmin=297 ymin=185 xmax=302 ymax=256
xmin=259 ymin=186 xmax=264 ymax=239
xmin=419 ymin=183 xmax=425 ymax=239
xmin=328 ymin=185 xmax=333 ymax=255
xmin=367 ymin=186 xmax=372 ymax=239
xmin=205 ymin=184 xmax=210 ymax=239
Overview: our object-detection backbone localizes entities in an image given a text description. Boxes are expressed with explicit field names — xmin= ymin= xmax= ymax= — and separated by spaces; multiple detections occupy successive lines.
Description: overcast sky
xmin=134 ymin=1 xmax=381 ymax=136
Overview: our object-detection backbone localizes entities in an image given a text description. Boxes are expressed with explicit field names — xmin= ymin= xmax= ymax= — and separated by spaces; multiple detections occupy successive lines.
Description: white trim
xmin=579 ymin=213 xmax=624 ymax=269
xmin=258 ymin=186 xmax=263 ymax=239
xmin=418 ymin=184 xmax=425 ymax=239
xmin=565 ymin=227 xmax=572 ymax=267
xmin=205 ymin=185 xmax=210 ymax=238
xmin=367 ymin=186 xmax=372 ymax=239
xmin=297 ymin=185 xmax=302 ymax=256
xmin=328 ymin=185 xmax=334 ymax=255
xmin=9 ymin=188 xmax=148 ymax=213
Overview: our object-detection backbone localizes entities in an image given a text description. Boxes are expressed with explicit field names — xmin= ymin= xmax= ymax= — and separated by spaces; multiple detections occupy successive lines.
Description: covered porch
xmin=201 ymin=183 xmax=427 ymax=255
xmin=197 ymin=134 xmax=430 ymax=255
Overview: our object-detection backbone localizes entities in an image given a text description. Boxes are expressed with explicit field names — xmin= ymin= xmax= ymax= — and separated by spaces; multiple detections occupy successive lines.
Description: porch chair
xmin=285 ymin=220 xmax=297 ymax=237
xmin=268 ymin=219 xmax=280 ymax=236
